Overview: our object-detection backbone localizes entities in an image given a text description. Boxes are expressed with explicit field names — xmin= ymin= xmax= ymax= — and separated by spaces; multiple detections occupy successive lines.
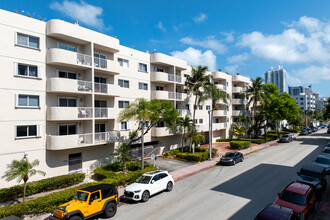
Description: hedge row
xmin=0 ymin=173 xmax=85 ymax=203
xmin=216 ymin=138 xmax=275 ymax=144
xmin=97 ymin=161 xmax=141 ymax=173
xmin=0 ymin=165 xmax=157 ymax=218
xmin=94 ymin=162 xmax=155 ymax=181
xmin=229 ymin=141 xmax=251 ymax=150
xmin=164 ymin=146 xmax=208 ymax=156
xmin=174 ymin=149 xmax=217 ymax=162
xmin=267 ymin=130 xmax=291 ymax=134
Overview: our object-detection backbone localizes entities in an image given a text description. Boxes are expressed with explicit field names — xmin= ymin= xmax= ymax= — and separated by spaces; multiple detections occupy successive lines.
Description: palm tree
xmin=184 ymin=66 xmax=212 ymax=123
xmin=2 ymin=156 xmax=45 ymax=202
xmin=244 ymin=77 xmax=265 ymax=137
xmin=118 ymin=98 xmax=153 ymax=169
xmin=113 ymin=143 xmax=132 ymax=171
xmin=177 ymin=116 xmax=194 ymax=152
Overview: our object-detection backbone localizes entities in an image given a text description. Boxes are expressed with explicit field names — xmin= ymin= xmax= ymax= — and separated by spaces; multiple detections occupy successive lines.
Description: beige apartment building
xmin=0 ymin=9 xmax=251 ymax=187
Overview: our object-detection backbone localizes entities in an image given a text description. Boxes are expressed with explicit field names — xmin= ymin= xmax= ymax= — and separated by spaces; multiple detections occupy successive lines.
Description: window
xmin=16 ymin=125 xmax=40 ymax=138
xmin=185 ymin=104 xmax=190 ymax=110
xmin=58 ymin=70 xmax=77 ymax=79
xmin=121 ymin=122 xmax=127 ymax=130
xmin=300 ymin=98 xmax=303 ymax=100
xmin=139 ymin=63 xmax=147 ymax=72
xmin=16 ymin=95 xmax=39 ymax=108
xmin=119 ymin=101 xmax=129 ymax=108
xmin=206 ymin=105 xmax=211 ymax=110
xmin=59 ymin=124 xmax=77 ymax=135
xmin=118 ymin=79 xmax=129 ymax=88
xmin=95 ymin=100 xmax=107 ymax=107
xmin=195 ymin=119 xmax=198 ymax=124
xmin=95 ymin=123 xmax=106 ymax=133
xmin=215 ymin=118 xmax=220 ymax=123
xmin=139 ymin=121 xmax=149 ymax=128
xmin=118 ymin=58 xmax=129 ymax=67
xmin=59 ymin=98 xmax=77 ymax=107
xmin=58 ymin=42 xmax=76 ymax=52
xmin=156 ymin=67 xmax=165 ymax=72
xmin=199 ymin=105 xmax=203 ymax=110
xmin=156 ymin=86 xmax=164 ymax=91
xmin=199 ymin=119 xmax=203 ymax=124
xmin=17 ymin=64 xmax=37 ymax=77
xmin=94 ymin=53 xmax=106 ymax=68
xmin=16 ymin=33 xmax=39 ymax=49
xmin=139 ymin=82 xmax=148 ymax=90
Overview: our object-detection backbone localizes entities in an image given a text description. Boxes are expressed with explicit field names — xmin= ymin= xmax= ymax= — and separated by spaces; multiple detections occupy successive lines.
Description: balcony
xmin=94 ymin=57 xmax=120 ymax=75
xmin=47 ymin=48 xmax=92 ymax=69
xmin=216 ymin=84 xmax=227 ymax=91
xmin=151 ymin=72 xmax=175 ymax=84
xmin=47 ymin=78 xmax=92 ymax=94
xmin=232 ymin=75 xmax=251 ymax=83
xmin=232 ymin=110 xmax=248 ymax=116
xmin=151 ymin=127 xmax=180 ymax=137
xmin=47 ymin=107 xmax=93 ymax=121
xmin=178 ymin=109 xmax=192 ymax=117
xmin=232 ymin=87 xmax=245 ymax=93
xmin=213 ymin=110 xmax=227 ymax=117
xmin=176 ymin=75 xmax=182 ymax=84
xmin=196 ymin=124 xmax=209 ymax=131
xmin=212 ymin=72 xmax=231 ymax=80
xmin=150 ymin=53 xmax=187 ymax=70
xmin=232 ymin=99 xmax=248 ymax=105
xmin=46 ymin=133 xmax=93 ymax=150
xmin=94 ymin=131 xmax=118 ymax=144
xmin=213 ymin=123 xmax=227 ymax=130
xmin=94 ymin=83 xmax=120 ymax=97
xmin=94 ymin=108 xmax=120 ymax=119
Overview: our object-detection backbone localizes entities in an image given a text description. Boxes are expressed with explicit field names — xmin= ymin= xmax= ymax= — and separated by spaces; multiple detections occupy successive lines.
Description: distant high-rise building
xmin=264 ymin=66 xmax=287 ymax=93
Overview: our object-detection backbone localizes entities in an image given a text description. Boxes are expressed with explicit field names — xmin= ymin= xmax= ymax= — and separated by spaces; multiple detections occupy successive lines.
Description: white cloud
xmin=156 ymin=21 xmax=167 ymax=32
xmin=50 ymin=0 xmax=106 ymax=29
xmin=224 ymin=65 xmax=239 ymax=74
xmin=171 ymin=47 xmax=217 ymax=71
xmin=194 ymin=13 xmax=207 ymax=23
xmin=227 ymin=53 xmax=249 ymax=63
xmin=290 ymin=65 xmax=330 ymax=84
xmin=180 ymin=36 xmax=227 ymax=54
xmin=286 ymin=73 xmax=302 ymax=86
xmin=237 ymin=16 xmax=330 ymax=64
xmin=221 ymin=32 xmax=235 ymax=42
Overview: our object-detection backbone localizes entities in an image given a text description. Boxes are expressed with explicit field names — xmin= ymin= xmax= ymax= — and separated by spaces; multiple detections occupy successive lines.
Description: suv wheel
xmin=166 ymin=181 xmax=173 ymax=192
xmin=69 ymin=216 xmax=82 ymax=220
xmin=104 ymin=202 xmax=117 ymax=218
xmin=141 ymin=191 xmax=150 ymax=202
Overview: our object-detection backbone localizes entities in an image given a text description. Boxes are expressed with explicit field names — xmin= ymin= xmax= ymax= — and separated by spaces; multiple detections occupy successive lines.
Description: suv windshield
xmin=280 ymin=190 xmax=306 ymax=206
xmin=315 ymin=157 xmax=330 ymax=164
xmin=300 ymin=170 xmax=321 ymax=179
xmin=74 ymin=191 xmax=89 ymax=201
xmin=136 ymin=175 xmax=152 ymax=184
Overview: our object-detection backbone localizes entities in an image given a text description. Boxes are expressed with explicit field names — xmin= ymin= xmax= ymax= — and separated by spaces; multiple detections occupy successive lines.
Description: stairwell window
xmin=16 ymin=125 xmax=41 ymax=139
xmin=16 ymin=95 xmax=40 ymax=108
xmin=139 ymin=63 xmax=147 ymax=72
xmin=118 ymin=79 xmax=129 ymax=88
xmin=14 ymin=63 xmax=42 ymax=79
xmin=118 ymin=58 xmax=129 ymax=68
xmin=139 ymin=82 xmax=148 ymax=90
xmin=16 ymin=33 xmax=39 ymax=49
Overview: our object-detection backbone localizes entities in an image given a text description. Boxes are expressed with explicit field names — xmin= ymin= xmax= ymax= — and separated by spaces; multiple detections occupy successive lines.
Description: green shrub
xmin=176 ymin=153 xmax=202 ymax=162
xmin=163 ymin=149 xmax=180 ymax=156
xmin=216 ymin=138 xmax=233 ymax=142
xmin=0 ymin=173 xmax=85 ymax=203
xmin=229 ymin=141 xmax=251 ymax=150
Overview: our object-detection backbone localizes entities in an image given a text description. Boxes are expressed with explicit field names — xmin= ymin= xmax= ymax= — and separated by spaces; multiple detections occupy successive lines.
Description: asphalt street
xmin=112 ymin=130 xmax=329 ymax=220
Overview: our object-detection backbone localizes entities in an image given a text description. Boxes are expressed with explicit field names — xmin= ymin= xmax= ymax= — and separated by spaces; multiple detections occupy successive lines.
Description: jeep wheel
xmin=166 ymin=181 xmax=173 ymax=192
xmin=141 ymin=190 xmax=150 ymax=202
xmin=69 ymin=216 xmax=82 ymax=220
xmin=104 ymin=202 xmax=117 ymax=218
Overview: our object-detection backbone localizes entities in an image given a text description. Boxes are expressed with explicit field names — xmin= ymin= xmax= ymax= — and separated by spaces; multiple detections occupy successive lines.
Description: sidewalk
xmin=314 ymin=176 xmax=330 ymax=220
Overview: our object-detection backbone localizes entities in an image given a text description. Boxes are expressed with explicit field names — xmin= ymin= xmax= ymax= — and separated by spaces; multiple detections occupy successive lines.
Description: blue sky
xmin=2 ymin=0 xmax=330 ymax=96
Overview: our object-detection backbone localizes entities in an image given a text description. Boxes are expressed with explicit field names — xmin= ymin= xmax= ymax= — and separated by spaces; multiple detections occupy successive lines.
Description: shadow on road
xmin=211 ymin=134 xmax=329 ymax=220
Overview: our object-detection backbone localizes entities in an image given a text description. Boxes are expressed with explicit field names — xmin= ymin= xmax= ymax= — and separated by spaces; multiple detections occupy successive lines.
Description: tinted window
xmin=323 ymin=148 xmax=330 ymax=153
xmin=279 ymin=190 xmax=306 ymax=206
xmin=136 ymin=175 xmax=151 ymax=184
xmin=90 ymin=191 xmax=100 ymax=201
xmin=74 ymin=191 xmax=89 ymax=201
xmin=315 ymin=157 xmax=330 ymax=164
xmin=160 ymin=173 xmax=168 ymax=179
xmin=152 ymin=174 xmax=161 ymax=182
xmin=224 ymin=152 xmax=235 ymax=157
xmin=300 ymin=170 xmax=321 ymax=178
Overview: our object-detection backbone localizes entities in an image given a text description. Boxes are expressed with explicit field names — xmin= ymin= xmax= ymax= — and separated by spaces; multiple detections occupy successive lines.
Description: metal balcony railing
xmin=78 ymin=107 xmax=93 ymax=118
xmin=77 ymin=80 xmax=92 ymax=92
xmin=94 ymin=57 xmax=107 ymax=69
xmin=77 ymin=53 xmax=92 ymax=66
xmin=78 ymin=133 xmax=93 ymax=145
xmin=95 ymin=108 xmax=108 ymax=118
xmin=94 ymin=82 xmax=107 ymax=94
xmin=168 ymin=74 xmax=175 ymax=82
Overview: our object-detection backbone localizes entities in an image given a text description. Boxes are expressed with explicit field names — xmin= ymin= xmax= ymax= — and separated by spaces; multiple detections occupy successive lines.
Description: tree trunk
xmin=253 ymin=100 xmax=257 ymax=138
xmin=141 ymin=119 xmax=145 ymax=170
xmin=123 ymin=157 xmax=126 ymax=171
xmin=181 ymin=128 xmax=185 ymax=152
xmin=23 ymin=180 xmax=27 ymax=202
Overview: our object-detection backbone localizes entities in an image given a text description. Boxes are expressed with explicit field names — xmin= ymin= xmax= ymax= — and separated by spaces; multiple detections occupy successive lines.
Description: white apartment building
xmin=0 ymin=9 xmax=251 ymax=187
xmin=289 ymin=86 xmax=316 ymax=111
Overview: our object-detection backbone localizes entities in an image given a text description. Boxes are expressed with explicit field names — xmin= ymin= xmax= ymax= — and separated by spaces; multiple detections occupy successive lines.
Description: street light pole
xmin=208 ymin=110 xmax=213 ymax=160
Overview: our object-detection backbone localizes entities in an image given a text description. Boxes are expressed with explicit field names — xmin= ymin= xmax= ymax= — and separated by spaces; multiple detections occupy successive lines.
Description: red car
xmin=275 ymin=182 xmax=316 ymax=219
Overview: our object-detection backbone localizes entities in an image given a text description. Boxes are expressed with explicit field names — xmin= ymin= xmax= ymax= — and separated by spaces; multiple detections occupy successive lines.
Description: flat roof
xmin=80 ymin=184 xmax=115 ymax=193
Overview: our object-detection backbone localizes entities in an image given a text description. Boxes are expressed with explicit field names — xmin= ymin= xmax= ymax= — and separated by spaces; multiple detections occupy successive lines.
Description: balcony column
xmin=173 ymin=66 xmax=177 ymax=109
xmin=91 ymin=42 xmax=95 ymax=144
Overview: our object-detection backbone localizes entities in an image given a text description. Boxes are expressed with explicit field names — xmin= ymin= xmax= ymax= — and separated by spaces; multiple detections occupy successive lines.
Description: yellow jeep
xmin=51 ymin=184 xmax=118 ymax=220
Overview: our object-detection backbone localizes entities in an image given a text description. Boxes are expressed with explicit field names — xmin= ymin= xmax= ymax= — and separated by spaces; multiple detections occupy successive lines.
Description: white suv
xmin=124 ymin=170 xmax=174 ymax=202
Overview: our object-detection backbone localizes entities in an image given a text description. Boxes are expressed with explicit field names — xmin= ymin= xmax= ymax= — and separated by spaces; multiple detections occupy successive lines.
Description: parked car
xmin=297 ymin=164 xmax=327 ymax=200
xmin=124 ymin=170 xmax=174 ymax=202
xmin=325 ymin=143 xmax=330 ymax=148
xmin=321 ymin=147 xmax=330 ymax=157
xmin=218 ymin=152 xmax=244 ymax=165
xmin=279 ymin=134 xmax=293 ymax=143
xmin=311 ymin=127 xmax=317 ymax=132
xmin=254 ymin=204 xmax=298 ymax=220
xmin=300 ymin=130 xmax=308 ymax=135
xmin=327 ymin=128 xmax=330 ymax=134
xmin=306 ymin=128 xmax=312 ymax=134
xmin=288 ymin=134 xmax=296 ymax=140
xmin=313 ymin=155 xmax=330 ymax=173
xmin=51 ymin=184 xmax=118 ymax=220
xmin=274 ymin=182 xmax=316 ymax=220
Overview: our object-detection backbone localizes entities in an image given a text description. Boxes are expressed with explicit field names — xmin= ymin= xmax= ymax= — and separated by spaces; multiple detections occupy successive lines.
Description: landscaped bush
xmin=176 ymin=153 xmax=203 ymax=162
xmin=216 ymin=138 xmax=233 ymax=142
xmin=0 ymin=173 xmax=85 ymax=203
xmin=229 ymin=141 xmax=251 ymax=150
xmin=0 ymin=182 xmax=98 ymax=218
xmin=94 ymin=162 xmax=155 ymax=181
xmin=267 ymin=130 xmax=290 ymax=135
xmin=164 ymin=149 xmax=180 ymax=156
xmin=283 ymin=128 xmax=300 ymax=133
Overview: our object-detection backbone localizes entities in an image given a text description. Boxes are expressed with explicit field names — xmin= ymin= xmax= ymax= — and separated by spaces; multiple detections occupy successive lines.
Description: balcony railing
xmin=168 ymin=92 xmax=175 ymax=99
xmin=78 ymin=107 xmax=93 ymax=118
xmin=94 ymin=57 xmax=107 ymax=69
xmin=95 ymin=108 xmax=108 ymax=118
xmin=176 ymin=93 xmax=182 ymax=100
xmin=78 ymin=133 xmax=93 ymax=145
xmin=77 ymin=80 xmax=92 ymax=92
xmin=94 ymin=131 xmax=117 ymax=143
xmin=168 ymin=74 xmax=175 ymax=82
xmin=77 ymin=53 xmax=92 ymax=66
xmin=176 ymin=75 xmax=182 ymax=83
xmin=94 ymin=82 xmax=107 ymax=94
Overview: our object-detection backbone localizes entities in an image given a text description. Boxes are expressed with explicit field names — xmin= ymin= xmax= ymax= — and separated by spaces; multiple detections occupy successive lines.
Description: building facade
xmin=315 ymin=96 xmax=329 ymax=110
xmin=0 ymin=9 xmax=251 ymax=187
xmin=289 ymin=86 xmax=316 ymax=111
xmin=264 ymin=66 xmax=287 ymax=93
